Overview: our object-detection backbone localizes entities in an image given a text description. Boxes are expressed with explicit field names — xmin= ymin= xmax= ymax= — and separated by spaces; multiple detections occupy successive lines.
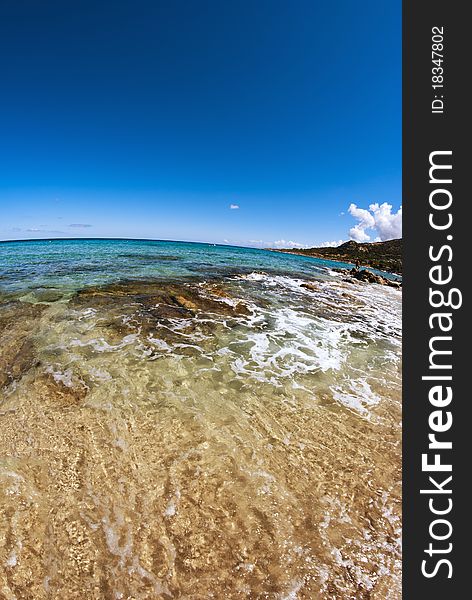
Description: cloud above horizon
xmin=229 ymin=204 xmax=239 ymax=210
xmin=69 ymin=223 xmax=92 ymax=228
xmin=317 ymin=239 xmax=345 ymax=248
xmin=247 ymin=239 xmax=308 ymax=249
xmin=348 ymin=202 xmax=402 ymax=242
xmin=274 ymin=240 xmax=308 ymax=248
xmin=24 ymin=228 xmax=65 ymax=235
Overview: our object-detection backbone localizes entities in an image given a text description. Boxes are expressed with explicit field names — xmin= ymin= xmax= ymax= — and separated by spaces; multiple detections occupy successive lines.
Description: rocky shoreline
xmin=333 ymin=267 xmax=402 ymax=289
xmin=268 ymin=239 xmax=402 ymax=275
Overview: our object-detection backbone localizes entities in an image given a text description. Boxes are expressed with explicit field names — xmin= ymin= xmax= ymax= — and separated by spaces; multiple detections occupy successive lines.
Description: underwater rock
xmin=0 ymin=301 xmax=46 ymax=388
xmin=174 ymin=295 xmax=198 ymax=311
xmin=118 ymin=253 xmax=180 ymax=261
xmin=38 ymin=371 xmax=89 ymax=407
xmin=73 ymin=280 xmax=251 ymax=318
xmin=67 ymin=279 xmax=252 ymax=353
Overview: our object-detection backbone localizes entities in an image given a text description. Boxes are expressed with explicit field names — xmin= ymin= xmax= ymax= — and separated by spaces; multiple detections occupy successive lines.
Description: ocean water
xmin=0 ymin=239 xmax=402 ymax=599
xmin=0 ymin=238 xmax=399 ymax=295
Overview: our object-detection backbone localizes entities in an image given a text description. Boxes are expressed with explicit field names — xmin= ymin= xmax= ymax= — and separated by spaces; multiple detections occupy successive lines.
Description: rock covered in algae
xmin=0 ymin=301 xmax=46 ymax=388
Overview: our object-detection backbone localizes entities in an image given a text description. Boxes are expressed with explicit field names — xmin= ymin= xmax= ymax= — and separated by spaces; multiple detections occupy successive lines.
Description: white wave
xmin=331 ymin=379 xmax=380 ymax=415
xmin=68 ymin=334 xmax=139 ymax=353
xmin=227 ymin=307 xmax=349 ymax=383
xmin=88 ymin=367 xmax=112 ymax=382
xmin=45 ymin=366 xmax=74 ymax=387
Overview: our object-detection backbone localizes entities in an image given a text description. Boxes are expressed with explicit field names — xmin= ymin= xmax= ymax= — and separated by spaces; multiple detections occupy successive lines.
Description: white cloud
xmin=349 ymin=223 xmax=371 ymax=242
xmin=229 ymin=204 xmax=240 ymax=210
xmin=271 ymin=239 xmax=308 ymax=249
xmin=25 ymin=228 xmax=65 ymax=234
xmin=348 ymin=202 xmax=402 ymax=242
xmin=245 ymin=239 xmax=308 ymax=249
xmin=348 ymin=204 xmax=375 ymax=241
xmin=317 ymin=239 xmax=345 ymax=248
xmin=369 ymin=203 xmax=402 ymax=240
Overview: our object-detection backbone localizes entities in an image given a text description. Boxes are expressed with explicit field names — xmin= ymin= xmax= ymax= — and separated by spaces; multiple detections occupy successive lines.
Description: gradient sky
xmin=0 ymin=0 xmax=401 ymax=247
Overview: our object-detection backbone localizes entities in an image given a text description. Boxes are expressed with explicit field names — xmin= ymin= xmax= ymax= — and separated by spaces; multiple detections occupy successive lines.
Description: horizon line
xmin=0 ymin=236 xmax=271 ymax=251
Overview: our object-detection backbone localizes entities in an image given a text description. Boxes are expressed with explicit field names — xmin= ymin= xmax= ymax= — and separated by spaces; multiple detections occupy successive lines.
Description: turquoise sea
xmin=0 ymin=238 xmax=399 ymax=296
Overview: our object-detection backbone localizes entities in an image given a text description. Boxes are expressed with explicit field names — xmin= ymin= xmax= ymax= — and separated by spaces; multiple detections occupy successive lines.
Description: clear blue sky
xmin=0 ymin=0 xmax=401 ymax=247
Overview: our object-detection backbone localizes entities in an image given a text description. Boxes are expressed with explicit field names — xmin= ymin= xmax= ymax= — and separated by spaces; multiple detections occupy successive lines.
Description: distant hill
xmin=269 ymin=239 xmax=402 ymax=274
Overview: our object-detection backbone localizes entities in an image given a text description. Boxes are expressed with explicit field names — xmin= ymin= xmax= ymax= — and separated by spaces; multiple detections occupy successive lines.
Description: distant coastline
xmin=268 ymin=239 xmax=402 ymax=274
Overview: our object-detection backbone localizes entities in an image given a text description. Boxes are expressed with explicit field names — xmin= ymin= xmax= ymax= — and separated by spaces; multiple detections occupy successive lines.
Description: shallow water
xmin=0 ymin=240 xmax=401 ymax=599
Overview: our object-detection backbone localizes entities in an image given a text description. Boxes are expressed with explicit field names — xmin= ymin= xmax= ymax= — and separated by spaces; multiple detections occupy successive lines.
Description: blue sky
xmin=0 ymin=0 xmax=401 ymax=247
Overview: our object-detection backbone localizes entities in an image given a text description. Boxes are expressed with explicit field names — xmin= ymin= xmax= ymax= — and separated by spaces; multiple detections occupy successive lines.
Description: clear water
xmin=0 ymin=238 xmax=399 ymax=295
xmin=0 ymin=239 xmax=402 ymax=599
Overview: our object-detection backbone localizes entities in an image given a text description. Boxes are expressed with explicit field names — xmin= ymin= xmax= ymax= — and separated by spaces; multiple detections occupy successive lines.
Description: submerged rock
xmin=0 ymin=301 xmax=46 ymax=389
xmin=74 ymin=280 xmax=251 ymax=317
xmin=118 ymin=253 xmax=181 ymax=261
xmin=38 ymin=371 xmax=89 ymax=407
xmin=174 ymin=295 xmax=198 ymax=311
xmin=68 ymin=279 xmax=252 ymax=352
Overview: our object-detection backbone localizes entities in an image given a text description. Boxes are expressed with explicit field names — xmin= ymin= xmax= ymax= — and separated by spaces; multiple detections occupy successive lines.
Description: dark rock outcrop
xmin=269 ymin=239 xmax=402 ymax=274
xmin=338 ymin=268 xmax=401 ymax=288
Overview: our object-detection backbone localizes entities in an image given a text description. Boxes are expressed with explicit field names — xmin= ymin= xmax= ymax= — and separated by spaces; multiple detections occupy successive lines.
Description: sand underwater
xmin=0 ymin=239 xmax=402 ymax=599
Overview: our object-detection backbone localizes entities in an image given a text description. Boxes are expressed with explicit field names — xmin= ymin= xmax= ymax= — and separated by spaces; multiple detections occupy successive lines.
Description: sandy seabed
xmin=0 ymin=274 xmax=402 ymax=599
